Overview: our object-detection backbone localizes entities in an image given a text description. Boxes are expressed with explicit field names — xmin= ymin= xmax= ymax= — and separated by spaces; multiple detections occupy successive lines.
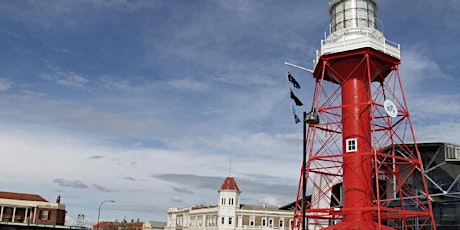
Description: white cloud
xmin=258 ymin=196 xmax=281 ymax=206
xmin=400 ymin=46 xmax=447 ymax=89
xmin=168 ymin=78 xmax=209 ymax=91
xmin=40 ymin=70 xmax=89 ymax=89
xmin=170 ymin=196 xmax=183 ymax=203
xmin=415 ymin=121 xmax=460 ymax=144
xmin=0 ymin=91 xmax=155 ymax=135
xmin=410 ymin=94 xmax=460 ymax=118
xmin=171 ymin=186 xmax=194 ymax=194
xmin=53 ymin=179 xmax=89 ymax=189
xmin=52 ymin=107 xmax=155 ymax=134
xmin=123 ymin=177 xmax=136 ymax=181
xmin=397 ymin=45 xmax=460 ymax=145
xmin=90 ymin=0 xmax=162 ymax=11
xmin=92 ymin=184 xmax=112 ymax=192
xmin=0 ymin=78 xmax=12 ymax=91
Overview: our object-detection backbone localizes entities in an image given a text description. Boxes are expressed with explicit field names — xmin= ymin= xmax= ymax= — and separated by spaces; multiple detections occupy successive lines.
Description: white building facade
xmin=165 ymin=176 xmax=294 ymax=230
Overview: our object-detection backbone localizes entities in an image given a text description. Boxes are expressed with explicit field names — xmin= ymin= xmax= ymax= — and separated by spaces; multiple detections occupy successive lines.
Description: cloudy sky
xmin=0 ymin=0 xmax=459 ymax=227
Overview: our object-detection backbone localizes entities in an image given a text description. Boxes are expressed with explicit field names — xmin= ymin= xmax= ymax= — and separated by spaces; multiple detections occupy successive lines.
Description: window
xmin=262 ymin=218 xmax=266 ymax=226
xmin=445 ymin=145 xmax=460 ymax=161
xmin=39 ymin=210 xmax=50 ymax=220
xmin=191 ymin=216 xmax=196 ymax=226
xmin=221 ymin=198 xmax=226 ymax=205
xmin=209 ymin=216 xmax=217 ymax=227
xmin=269 ymin=219 xmax=273 ymax=227
xmin=346 ymin=138 xmax=357 ymax=152
xmin=3 ymin=207 xmax=12 ymax=216
xmin=229 ymin=198 xmax=233 ymax=205
xmin=228 ymin=217 xmax=232 ymax=225
xmin=250 ymin=216 xmax=255 ymax=226
xmin=280 ymin=219 xmax=284 ymax=227
xmin=221 ymin=217 xmax=225 ymax=225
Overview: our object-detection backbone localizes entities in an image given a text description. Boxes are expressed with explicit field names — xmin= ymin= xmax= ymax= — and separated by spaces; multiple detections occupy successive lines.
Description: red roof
xmin=219 ymin=177 xmax=240 ymax=192
xmin=96 ymin=221 xmax=116 ymax=228
xmin=0 ymin=191 xmax=48 ymax=202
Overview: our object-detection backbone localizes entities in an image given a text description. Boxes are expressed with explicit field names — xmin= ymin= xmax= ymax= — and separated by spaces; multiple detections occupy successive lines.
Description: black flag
xmin=290 ymin=89 xmax=303 ymax=106
xmin=294 ymin=114 xmax=301 ymax=124
xmin=287 ymin=71 xmax=300 ymax=89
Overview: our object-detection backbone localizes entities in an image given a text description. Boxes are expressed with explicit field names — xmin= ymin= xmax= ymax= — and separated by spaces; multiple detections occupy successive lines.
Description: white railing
xmin=314 ymin=23 xmax=400 ymax=67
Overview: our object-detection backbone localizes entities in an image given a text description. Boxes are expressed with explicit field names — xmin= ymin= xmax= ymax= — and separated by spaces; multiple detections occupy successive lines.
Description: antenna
xmin=229 ymin=153 xmax=233 ymax=177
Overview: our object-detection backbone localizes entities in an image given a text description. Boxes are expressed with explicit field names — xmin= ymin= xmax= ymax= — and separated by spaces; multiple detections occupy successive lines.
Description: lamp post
xmin=302 ymin=111 xmax=307 ymax=230
xmin=96 ymin=200 xmax=114 ymax=230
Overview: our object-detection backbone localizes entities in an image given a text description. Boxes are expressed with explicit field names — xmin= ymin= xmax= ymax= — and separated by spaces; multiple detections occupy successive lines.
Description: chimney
xmin=56 ymin=195 xmax=61 ymax=204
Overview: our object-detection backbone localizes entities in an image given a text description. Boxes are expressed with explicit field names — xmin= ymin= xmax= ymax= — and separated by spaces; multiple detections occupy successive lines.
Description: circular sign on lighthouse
xmin=384 ymin=100 xmax=398 ymax=118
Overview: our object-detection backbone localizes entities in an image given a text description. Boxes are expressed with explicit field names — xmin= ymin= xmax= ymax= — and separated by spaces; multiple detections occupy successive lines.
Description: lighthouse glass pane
xmin=330 ymin=1 xmax=344 ymax=32
xmin=368 ymin=1 xmax=376 ymax=12
xmin=335 ymin=11 xmax=344 ymax=30
xmin=344 ymin=0 xmax=360 ymax=28
xmin=335 ymin=1 xmax=343 ymax=10
xmin=344 ymin=9 xmax=353 ymax=28
xmin=356 ymin=0 xmax=367 ymax=8
xmin=357 ymin=9 xmax=368 ymax=27
xmin=344 ymin=0 xmax=353 ymax=9
xmin=368 ymin=12 xmax=375 ymax=28
xmin=368 ymin=2 xmax=376 ymax=28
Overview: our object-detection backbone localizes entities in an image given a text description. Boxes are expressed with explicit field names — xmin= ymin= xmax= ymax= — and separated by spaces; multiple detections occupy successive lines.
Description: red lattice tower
xmin=291 ymin=0 xmax=436 ymax=229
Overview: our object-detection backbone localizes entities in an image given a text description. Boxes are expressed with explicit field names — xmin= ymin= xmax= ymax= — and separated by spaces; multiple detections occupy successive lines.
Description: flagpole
xmin=302 ymin=111 xmax=307 ymax=230
xmin=284 ymin=62 xmax=314 ymax=73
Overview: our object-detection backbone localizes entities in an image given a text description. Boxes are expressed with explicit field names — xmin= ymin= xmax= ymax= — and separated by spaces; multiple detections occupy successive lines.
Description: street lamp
xmin=97 ymin=200 xmax=114 ymax=230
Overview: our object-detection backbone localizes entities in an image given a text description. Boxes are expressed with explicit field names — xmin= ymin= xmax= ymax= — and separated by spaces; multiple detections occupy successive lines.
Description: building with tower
xmin=164 ymin=176 xmax=294 ymax=230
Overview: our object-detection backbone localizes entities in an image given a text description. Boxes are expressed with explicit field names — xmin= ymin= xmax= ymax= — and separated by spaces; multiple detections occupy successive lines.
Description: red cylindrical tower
xmin=291 ymin=0 xmax=436 ymax=229
xmin=341 ymin=72 xmax=373 ymax=225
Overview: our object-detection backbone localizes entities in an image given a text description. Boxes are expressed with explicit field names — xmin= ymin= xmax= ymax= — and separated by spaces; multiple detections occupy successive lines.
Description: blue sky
xmin=0 ymin=0 xmax=459 ymax=227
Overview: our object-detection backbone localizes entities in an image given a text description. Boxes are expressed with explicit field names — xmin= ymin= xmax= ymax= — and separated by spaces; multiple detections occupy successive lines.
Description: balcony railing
xmin=314 ymin=21 xmax=400 ymax=67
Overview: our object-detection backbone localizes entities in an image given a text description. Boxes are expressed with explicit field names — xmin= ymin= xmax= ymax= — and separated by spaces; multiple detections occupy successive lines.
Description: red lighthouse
xmin=292 ymin=0 xmax=436 ymax=229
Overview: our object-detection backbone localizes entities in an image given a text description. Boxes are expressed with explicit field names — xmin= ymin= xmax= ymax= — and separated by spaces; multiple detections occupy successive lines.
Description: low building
xmin=142 ymin=220 xmax=166 ymax=230
xmin=0 ymin=191 xmax=83 ymax=229
xmin=412 ymin=142 xmax=460 ymax=229
xmin=93 ymin=219 xmax=143 ymax=230
xmin=165 ymin=176 xmax=294 ymax=230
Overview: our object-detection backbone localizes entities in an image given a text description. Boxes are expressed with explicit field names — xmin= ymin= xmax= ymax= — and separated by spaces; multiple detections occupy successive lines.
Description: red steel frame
xmin=292 ymin=47 xmax=436 ymax=229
